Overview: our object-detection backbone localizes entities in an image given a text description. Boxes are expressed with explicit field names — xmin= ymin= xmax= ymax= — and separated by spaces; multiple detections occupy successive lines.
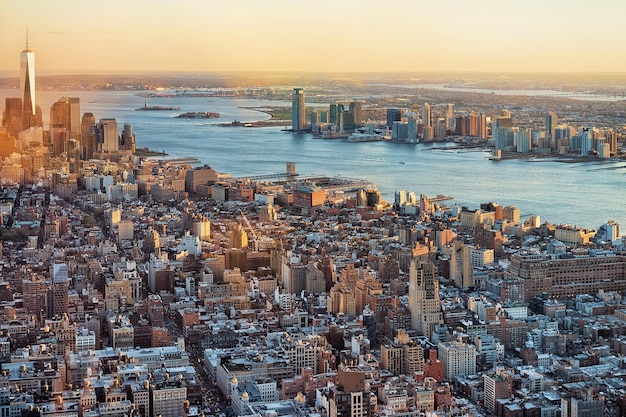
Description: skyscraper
xmin=407 ymin=114 xmax=417 ymax=141
xmin=386 ymin=108 xmax=402 ymax=129
xmin=515 ymin=127 xmax=532 ymax=153
xmin=408 ymin=259 xmax=443 ymax=338
xmin=445 ymin=103 xmax=455 ymax=130
xmin=20 ymin=36 xmax=36 ymax=122
xmin=581 ymin=128 xmax=593 ymax=156
xmin=349 ymin=101 xmax=362 ymax=127
xmin=121 ymin=123 xmax=136 ymax=152
xmin=329 ymin=103 xmax=339 ymax=124
xmin=421 ymin=102 xmax=431 ymax=127
xmin=449 ymin=240 xmax=473 ymax=288
xmin=545 ymin=112 xmax=558 ymax=150
xmin=3 ymin=98 xmax=23 ymax=138
xmin=50 ymin=97 xmax=81 ymax=136
xmin=477 ymin=113 xmax=488 ymax=139
xmin=96 ymin=118 xmax=119 ymax=152
xmin=52 ymin=263 xmax=69 ymax=317
xmin=341 ymin=109 xmax=355 ymax=132
xmin=291 ymin=88 xmax=305 ymax=131
xmin=468 ymin=112 xmax=478 ymax=137
xmin=81 ymin=112 xmax=96 ymax=159
xmin=493 ymin=112 xmax=513 ymax=151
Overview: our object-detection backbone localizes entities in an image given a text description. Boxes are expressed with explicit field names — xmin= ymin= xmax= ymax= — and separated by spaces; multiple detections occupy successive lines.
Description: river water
xmin=2 ymin=89 xmax=625 ymax=230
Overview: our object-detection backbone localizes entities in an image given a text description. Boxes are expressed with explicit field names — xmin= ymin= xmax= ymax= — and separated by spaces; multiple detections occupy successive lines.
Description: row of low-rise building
xmin=2 ymin=151 xmax=626 ymax=417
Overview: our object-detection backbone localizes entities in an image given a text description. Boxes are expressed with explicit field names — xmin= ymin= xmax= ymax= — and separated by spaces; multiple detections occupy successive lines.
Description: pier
xmin=430 ymin=194 xmax=453 ymax=202
xmin=158 ymin=157 xmax=201 ymax=165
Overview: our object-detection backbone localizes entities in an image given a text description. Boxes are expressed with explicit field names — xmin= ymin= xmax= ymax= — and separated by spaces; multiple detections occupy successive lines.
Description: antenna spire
xmin=26 ymin=26 xmax=29 ymax=50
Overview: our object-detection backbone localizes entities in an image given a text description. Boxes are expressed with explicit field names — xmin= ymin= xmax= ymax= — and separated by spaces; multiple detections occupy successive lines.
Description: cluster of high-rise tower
xmin=1 ymin=40 xmax=136 ymax=182
xmin=291 ymin=88 xmax=363 ymax=134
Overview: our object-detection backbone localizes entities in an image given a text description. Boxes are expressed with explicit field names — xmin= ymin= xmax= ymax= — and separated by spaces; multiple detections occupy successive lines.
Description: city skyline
xmin=2 ymin=0 xmax=626 ymax=75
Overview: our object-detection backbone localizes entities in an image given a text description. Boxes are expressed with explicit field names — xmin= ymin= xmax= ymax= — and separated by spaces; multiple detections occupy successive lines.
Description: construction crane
xmin=238 ymin=208 xmax=259 ymax=252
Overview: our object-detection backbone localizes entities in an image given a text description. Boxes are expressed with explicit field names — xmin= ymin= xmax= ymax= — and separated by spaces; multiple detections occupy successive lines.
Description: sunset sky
xmin=2 ymin=0 xmax=625 ymax=74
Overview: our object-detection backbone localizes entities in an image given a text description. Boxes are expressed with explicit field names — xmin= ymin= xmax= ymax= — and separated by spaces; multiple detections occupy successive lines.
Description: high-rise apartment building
xmin=52 ymin=263 xmax=69 ymax=317
xmin=330 ymin=103 xmax=344 ymax=125
xmin=386 ymin=108 xmax=402 ymax=129
xmin=408 ymin=260 xmax=443 ymax=338
xmin=454 ymin=115 xmax=467 ymax=136
xmin=545 ymin=112 xmax=558 ymax=150
xmin=438 ymin=340 xmax=476 ymax=380
xmin=581 ymin=128 xmax=594 ymax=156
xmin=502 ymin=205 xmax=520 ymax=223
xmin=380 ymin=330 xmax=424 ymax=376
xmin=407 ymin=114 xmax=418 ymax=141
xmin=349 ymin=101 xmax=362 ymax=127
xmin=22 ymin=274 xmax=48 ymax=322
xmin=597 ymin=220 xmax=621 ymax=243
xmin=607 ymin=129 xmax=618 ymax=153
xmin=421 ymin=102 xmax=431 ymax=127
xmin=515 ymin=127 xmax=532 ymax=153
xmin=477 ymin=113 xmax=487 ymax=139
xmin=454 ymin=113 xmax=479 ymax=137
xmin=468 ymin=112 xmax=478 ymax=137
xmin=324 ymin=364 xmax=373 ymax=417
xmin=493 ymin=111 xmax=513 ymax=151
xmin=445 ymin=103 xmax=455 ymax=130
xmin=291 ymin=88 xmax=305 ymax=131
xmin=484 ymin=371 xmax=512 ymax=413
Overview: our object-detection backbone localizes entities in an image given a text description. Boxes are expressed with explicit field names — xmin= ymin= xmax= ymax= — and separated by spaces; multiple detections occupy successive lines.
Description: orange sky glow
xmin=1 ymin=0 xmax=625 ymax=74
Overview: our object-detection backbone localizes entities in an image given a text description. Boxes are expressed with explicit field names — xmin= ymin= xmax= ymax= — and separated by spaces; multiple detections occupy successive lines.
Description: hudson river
xmin=3 ymin=89 xmax=626 ymax=230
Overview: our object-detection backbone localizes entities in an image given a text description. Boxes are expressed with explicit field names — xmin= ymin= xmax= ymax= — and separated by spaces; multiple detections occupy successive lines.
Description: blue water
xmin=2 ymin=89 xmax=625 ymax=230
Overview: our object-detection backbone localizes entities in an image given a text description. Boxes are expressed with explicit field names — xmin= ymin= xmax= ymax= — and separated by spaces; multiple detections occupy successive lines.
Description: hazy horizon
xmin=2 ymin=0 xmax=626 ymax=74
xmin=2 ymin=70 xmax=626 ymax=90
xmin=3 ymin=69 xmax=626 ymax=77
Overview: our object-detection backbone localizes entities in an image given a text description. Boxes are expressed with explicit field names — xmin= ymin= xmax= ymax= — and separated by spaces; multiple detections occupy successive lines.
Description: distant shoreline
xmin=2 ymin=71 xmax=625 ymax=96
